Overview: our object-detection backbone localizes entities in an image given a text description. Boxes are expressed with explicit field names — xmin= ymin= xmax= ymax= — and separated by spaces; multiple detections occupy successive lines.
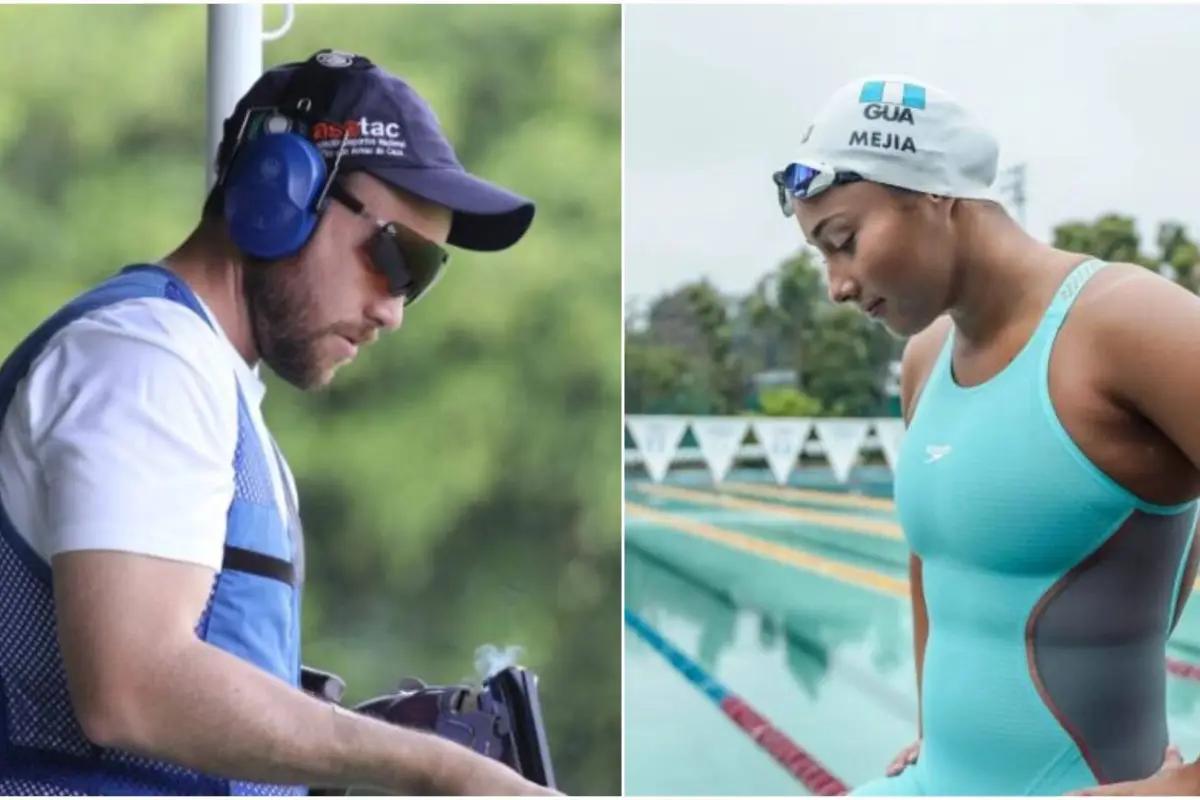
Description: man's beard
xmin=243 ymin=257 xmax=326 ymax=390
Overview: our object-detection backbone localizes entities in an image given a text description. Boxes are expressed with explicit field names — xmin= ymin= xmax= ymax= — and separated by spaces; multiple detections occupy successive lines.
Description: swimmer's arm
xmin=1099 ymin=271 xmax=1200 ymax=479
xmin=898 ymin=319 xmax=949 ymax=738
xmin=1102 ymin=271 xmax=1200 ymax=655
xmin=1041 ymin=277 xmax=1200 ymax=796
xmin=1100 ymin=274 xmax=1200 ymax=630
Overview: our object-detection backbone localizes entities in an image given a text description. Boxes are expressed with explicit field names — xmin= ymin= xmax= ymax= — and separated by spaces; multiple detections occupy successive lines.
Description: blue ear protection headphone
xmin=217 ymin=59 xmax=346 ymax=261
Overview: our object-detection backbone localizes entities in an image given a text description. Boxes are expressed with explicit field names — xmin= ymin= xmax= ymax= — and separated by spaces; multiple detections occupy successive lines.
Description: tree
xmin=683 ymin=281 xmax=746 ymax=413
xmin=624 ymin=341 xmax=708 ymax=414
xmin=758 ymin=387 xmax=823 ymax=417
xmin=1052 ymin=213 xmax=1200 ymax=291
xmin=742 ymin=249 xmax=826 ymax=375
xmin=640 ymin=279 xmax=747 ymax=414
xmin=803 ymin=305 xmax=881 ymax=417
xmin=1052 ymin=214 xmax=1154 ymax=268
xmin=1158 ymin=222 xmax=1200 ymax=292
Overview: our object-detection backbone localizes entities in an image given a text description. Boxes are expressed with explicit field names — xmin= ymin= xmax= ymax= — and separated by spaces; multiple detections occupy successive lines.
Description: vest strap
xmin=222 ymin=545 xmax=296 ymax=587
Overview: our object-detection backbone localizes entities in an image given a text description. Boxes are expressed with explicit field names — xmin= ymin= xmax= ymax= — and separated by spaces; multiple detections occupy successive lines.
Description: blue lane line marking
xmin=625 ymin=607 xmax=727 ymax=705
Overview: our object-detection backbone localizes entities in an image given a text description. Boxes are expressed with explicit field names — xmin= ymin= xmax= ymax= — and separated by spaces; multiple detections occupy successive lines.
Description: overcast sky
xmin=623 ymin=3 xmax=1200 ymax=305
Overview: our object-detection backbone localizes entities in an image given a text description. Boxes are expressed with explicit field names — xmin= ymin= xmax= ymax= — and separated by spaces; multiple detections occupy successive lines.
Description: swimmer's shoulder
xmin=1076 ymin=259 xmax=1180 ymax=305
xmin=899 ymin=315 xmax=954 ymax=424
xmin=1071 ymin=260 xmax=1200 ymax=346
xmin=1074 ymin=260 xmax=1200 ymax=418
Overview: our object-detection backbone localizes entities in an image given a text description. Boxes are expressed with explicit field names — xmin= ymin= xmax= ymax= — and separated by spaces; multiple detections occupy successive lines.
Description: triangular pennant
xmin=813 ymin=419 xmax=871 ymax=484
xmin=751 ymin=419 xmax=813 ymax=486
xmin=872 ymin=419 xmax=906 ymax=474
xmin=690 ymin=417 xmax=749 ymax=484
xmin=626 ymin=416 xmax=689 ymax=483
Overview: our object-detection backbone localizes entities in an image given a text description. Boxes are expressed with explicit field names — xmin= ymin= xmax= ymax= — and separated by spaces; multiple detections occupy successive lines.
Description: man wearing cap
xmin=0 ymin=49 xmax=556 ymax=795
xmin=774 ymin=75 xmax=1200 ymax=795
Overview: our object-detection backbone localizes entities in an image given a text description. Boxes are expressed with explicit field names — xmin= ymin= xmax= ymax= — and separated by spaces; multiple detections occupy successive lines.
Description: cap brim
xmin=369 ymin=166 xmax=535 ymax=252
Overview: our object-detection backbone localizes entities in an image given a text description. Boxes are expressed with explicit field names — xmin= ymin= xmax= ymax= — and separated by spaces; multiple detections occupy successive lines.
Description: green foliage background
xmin=0 ymin=5 xmax=621 ymax=795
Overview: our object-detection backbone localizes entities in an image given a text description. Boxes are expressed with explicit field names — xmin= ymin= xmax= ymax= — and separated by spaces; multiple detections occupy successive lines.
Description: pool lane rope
xmin=625 ymin=608 xmax=849 ymax=796
xmin=1167 ymin=658 xmax=1200 ymax=681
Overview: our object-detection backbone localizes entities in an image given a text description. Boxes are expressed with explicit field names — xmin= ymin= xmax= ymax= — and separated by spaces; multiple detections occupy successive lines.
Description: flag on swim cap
xmin=793 ymin=74 xmax=1001 ymax=201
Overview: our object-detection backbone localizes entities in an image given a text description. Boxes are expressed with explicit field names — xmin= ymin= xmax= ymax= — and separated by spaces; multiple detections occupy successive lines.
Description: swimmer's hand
xmin=1066 ymin=746 xmax=1191 ymax=795
xmin=885 ymin=739 xmax=920 ymax=777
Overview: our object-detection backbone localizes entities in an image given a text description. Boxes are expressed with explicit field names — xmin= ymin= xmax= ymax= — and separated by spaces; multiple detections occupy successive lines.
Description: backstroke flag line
xmin=751 ymin=419 xmax=812 ymax=486
xmin=626 ymin=415 xmax=688 ymax=483
xmin=812 ymin=419 xmax=872 ymax=484
xmin=626 ymin=415 xmax=899 ymax=485
xmin=690 ymin=417 xmax=749 ymax=484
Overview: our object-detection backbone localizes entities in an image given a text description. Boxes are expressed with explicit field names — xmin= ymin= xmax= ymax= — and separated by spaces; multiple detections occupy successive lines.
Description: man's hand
xmin=1067 ymin=746 xmax=1193 ymax=796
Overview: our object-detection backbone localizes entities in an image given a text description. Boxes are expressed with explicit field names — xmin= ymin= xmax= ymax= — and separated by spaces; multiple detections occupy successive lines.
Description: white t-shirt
xmin=0 ymin=294 xmax=296 ymax=571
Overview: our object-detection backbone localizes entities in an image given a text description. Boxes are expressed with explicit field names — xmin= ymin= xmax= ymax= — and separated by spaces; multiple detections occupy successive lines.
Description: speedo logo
xmin=312 ymin=117 xmax=403 ymax=141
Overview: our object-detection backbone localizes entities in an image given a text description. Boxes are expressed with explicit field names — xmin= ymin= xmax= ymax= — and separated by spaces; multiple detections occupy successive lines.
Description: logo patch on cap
xmin=850 ymin=79 xmax=923 ymax=154
xmin=311 ymin=117 xmax=408 ymax=160
xmin=316 ymin=50 xmax=355 ymax=69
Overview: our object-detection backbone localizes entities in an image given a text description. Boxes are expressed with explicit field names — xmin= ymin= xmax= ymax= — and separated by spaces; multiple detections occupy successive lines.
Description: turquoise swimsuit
xmin=853 ymin=259 xmax=1198 ymax=796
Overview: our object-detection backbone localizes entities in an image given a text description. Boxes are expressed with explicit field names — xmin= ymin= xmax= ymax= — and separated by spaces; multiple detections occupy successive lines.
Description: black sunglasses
xmin=323 ymin=181 xmax=449 ymax=305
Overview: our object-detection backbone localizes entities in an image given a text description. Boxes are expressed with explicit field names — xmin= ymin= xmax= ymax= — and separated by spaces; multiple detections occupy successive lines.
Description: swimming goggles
xmin=772 ymin=161 xmax=863 ymax=217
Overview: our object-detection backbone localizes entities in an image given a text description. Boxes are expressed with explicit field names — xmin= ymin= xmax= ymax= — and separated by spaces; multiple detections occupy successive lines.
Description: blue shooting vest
xmin=0 ymin=264 xmax=307 ymax=795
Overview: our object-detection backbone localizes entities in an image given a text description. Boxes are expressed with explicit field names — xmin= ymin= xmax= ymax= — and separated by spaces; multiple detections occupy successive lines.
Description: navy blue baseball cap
xmin=217 ymin=48 xmax=535 ymax=252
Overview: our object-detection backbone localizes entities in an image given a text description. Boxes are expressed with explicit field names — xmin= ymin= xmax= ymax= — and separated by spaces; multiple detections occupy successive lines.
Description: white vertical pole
xmin=205 ymin=4 xmax=264 ymax=192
